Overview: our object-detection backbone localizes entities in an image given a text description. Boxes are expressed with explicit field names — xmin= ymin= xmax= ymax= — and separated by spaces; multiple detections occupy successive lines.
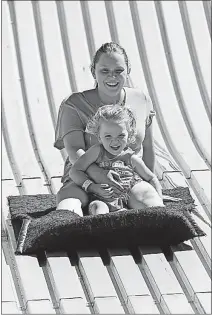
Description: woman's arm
xmin=142 ymin=122 xmax=155 ymax=173
xmin=69 ymin=144 xmax=115 ymax=199
xmin=63 ymin=130 xmax=86 ymax=163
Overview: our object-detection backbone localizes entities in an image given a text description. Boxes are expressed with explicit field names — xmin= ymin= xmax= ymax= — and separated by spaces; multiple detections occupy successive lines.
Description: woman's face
xmin=94 ymin=52 xmax=128 ymax=97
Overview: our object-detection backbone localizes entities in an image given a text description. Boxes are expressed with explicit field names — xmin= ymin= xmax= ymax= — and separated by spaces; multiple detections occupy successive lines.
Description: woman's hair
xmin=90 ymin=42 xmax=131 ymax=79
xmin=86 ymin=105 xmax=136 ymax=144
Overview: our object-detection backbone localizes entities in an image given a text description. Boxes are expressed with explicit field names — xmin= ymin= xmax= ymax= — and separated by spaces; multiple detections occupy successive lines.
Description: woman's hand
xmin=86 ymin=164 xmax=124 ymax=197
xmin=104 ymin=170 xmax=124 ymax=197
xmin=88 ymin=183 xmax=114 ymax=200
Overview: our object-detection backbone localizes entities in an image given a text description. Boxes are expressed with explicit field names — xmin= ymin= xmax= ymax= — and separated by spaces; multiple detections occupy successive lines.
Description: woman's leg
xmin=88 ymin=200 xmax=110 ymax=215
xmin=128 ymin=181 xmax=164 ymax=209
xmin=56 ymin=181 xmax=89 ymax=216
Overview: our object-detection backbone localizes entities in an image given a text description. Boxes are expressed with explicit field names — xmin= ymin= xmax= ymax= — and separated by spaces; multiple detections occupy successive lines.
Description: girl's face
xmin=99 ymin=120 xmax=129 ymax=156
xmin=94 ymin=52 xmax=128 ymax=97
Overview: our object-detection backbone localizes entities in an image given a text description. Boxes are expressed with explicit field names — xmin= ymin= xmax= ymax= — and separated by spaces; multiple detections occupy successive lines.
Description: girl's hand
xmin=88 ymin=183 xmax=114 ymax=200
xmin=149 ymin=176 xmax=163 ymax=199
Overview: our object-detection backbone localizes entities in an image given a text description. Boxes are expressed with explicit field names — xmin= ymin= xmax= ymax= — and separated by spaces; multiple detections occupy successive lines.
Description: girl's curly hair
xmin=86 ymin=105 xmax=137 ymax=144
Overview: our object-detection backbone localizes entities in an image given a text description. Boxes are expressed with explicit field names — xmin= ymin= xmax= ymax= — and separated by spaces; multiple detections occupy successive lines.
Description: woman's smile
xmin=105 ymin=81 xmax=120 ymax=90
xmin=105 ymin=82 xmax=119 ymax=87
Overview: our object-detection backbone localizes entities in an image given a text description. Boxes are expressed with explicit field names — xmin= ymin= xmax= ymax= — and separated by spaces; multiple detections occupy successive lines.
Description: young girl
xmin=69 ymin=105 xmax=164 ymax=215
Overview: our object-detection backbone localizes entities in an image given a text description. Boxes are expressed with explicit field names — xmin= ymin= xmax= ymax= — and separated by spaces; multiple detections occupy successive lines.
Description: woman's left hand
xmin=86 ymin=165 xmax=124 ymax=196
xmin=105 ymin=170 xmax=124 ymax=197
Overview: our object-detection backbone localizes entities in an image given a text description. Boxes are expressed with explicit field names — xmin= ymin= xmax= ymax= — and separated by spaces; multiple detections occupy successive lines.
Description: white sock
xmin=56 ymin=198 xmax=83 ymax=216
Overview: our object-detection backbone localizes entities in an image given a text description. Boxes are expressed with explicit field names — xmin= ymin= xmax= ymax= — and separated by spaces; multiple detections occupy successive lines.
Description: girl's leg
xmin=88 ymin=200 xmax=110 ymax=215
xmin=128 ymin=181 xmax=164 ymax=209
xmin=56 ymin=181 xmax=89 ymax=216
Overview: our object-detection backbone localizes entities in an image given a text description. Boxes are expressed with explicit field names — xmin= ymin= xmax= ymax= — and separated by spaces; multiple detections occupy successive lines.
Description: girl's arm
xmin=69 ymin=144 xmax=101 ymax=187
xmin=131 ymin=154 xmax=163 ymax=198
xmin=131 ymin=154 xmax=155 ymax=181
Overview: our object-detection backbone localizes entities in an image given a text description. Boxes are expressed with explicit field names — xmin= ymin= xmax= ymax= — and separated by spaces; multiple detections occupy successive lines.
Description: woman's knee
xmin=57 ymin=198 xmax=83 ymax=216
xmin=57 ymin=181 xmax=89 ymax=207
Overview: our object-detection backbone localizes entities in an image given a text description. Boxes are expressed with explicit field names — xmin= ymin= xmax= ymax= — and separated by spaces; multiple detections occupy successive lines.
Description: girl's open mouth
xmin=110 ymin=145 xmax=121 ymax=151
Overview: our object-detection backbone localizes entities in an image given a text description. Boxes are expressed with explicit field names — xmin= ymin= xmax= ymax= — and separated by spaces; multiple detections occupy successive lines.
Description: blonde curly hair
xmin=86 ymin=105 xmax=137 ymax=144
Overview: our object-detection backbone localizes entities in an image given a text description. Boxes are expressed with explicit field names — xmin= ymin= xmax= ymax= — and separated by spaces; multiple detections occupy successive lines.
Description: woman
xmin=54 ymin=42 xmax=157 ymax=216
